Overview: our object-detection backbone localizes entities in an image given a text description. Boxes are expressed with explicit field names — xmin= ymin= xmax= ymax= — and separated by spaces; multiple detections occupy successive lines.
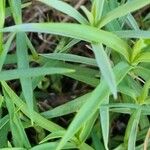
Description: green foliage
xmin=0 ymin=0 xmax=150 ymax=149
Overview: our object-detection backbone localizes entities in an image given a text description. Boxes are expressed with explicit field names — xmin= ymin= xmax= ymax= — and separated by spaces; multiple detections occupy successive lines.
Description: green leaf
xmin=25 ymin=34 xmax=38 ymax=59
xmin=136 ymin=139 xmax=150 ymax=150
xmin=1 ymin=148 xmax=26 ymax=150
xmin=102 ymin=0 xmax=121 ymax=32
xmin=41 ymin=93 xmax=91 ymax=118
xmin=99 ymin=95 xmax=109 ymax=150
xmin=138 ymin=79 xmax=150 ymax=104
xmin=79 ymin=142 xmax=95 ymax=150
xmin=40 ymin=53 xmax=97 ymax=66
xmin=1 ymin=82 xmax=87 ymax=147
xmin=125 ymin=14 xmax=139 ymax=30
xmin=91 ymin=128 xmax=105 ymax=150
xmin=55 ymin=62 xmax=132 ymax=150
xmin=0 ymin=67 xmax=74 ymax=81
xmin=37 ymin=0 xmax=88 ymax=24
xmin=118 ymin=75 xmax=141 ymax=100
xmin=92 ymin=43 xmax=117 ymax=98
xmin=79 ymin=112 xmax=98 ymax=142
xmin=0 ymin=33 xmax=15 ymax=70
xmin=131 ymin=39 xmax=147 ymax=63
xmin=114 ymin=30 xmax=150 ymax=39
xmin=118 ymin=85 xmax=138 ymax=100
xmin=1 ymin=81 xmax=64 ymax=132
xmin=2 ymin=88 xmax=31 ymax=148
xmin=40 ymin=130 xmax=66 ymax=143
xmin=99 ymin=0 xmax=150 ymax=27
xmin=16 ymin=32 xmax=34 ymax=123
xmin=124 ymin=109 xmax=141 ymax=150
xmin=135 ymin=52 xmax=150 ymax=64
xmin=60 ymin=39 xmax=80 ymax=52
xmin=91 ymin=0 xmax=105 ymax=24
xmin=106 ymin=103 xmax=150 ymax=115
xmin=0 ymin=23 xmax=130 ymax=61
xmin=0 ymin=115 xmax=9 ymax=148
xmin=40 ymin=57 xmax=99 ymax=87
xmin=133 ymin=66 xmax=150 ymax=81
xmin=31 ymin=142 xmax=77 ymax=150
xmin=81 ymin=6 xmax=94 ymax=25
xmin=0 ymin=0 xmax=5 ymax=52
xmin=5 ymin=2 xmax=32 ymax=19
xmin=8 ymin=0 xmax=22 ymax=24
xmin=0 ymin=0 xmax=5 ymax=28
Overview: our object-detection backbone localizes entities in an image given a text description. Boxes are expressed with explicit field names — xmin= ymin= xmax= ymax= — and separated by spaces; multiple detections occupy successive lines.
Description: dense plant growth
xmin=0 ymin=0 xmax=150 ymax=149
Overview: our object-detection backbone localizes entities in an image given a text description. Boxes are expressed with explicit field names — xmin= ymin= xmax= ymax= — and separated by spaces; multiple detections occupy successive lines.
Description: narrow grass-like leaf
xmin=99 ymin=0 xmax=150 ymax=27
xmin=4 ymin=55 xmax=99 ymax=86
xmin=4 ymin=54 xmax=17 ymax=64
xmin=102 ymin=0 xmax=121 ymax=32
xmin=0 ymin=0 xmax=5 ymax=52
xmin=114 ymin=30 xmax=150 ymax=39
xmin=126 ymin=14 xmax=139 ymax=30
xmin=56 ymin=62 xmax=132 ymax=150
xmin=1 ymin=82 xmax=88 ymax=148
xmin=3 ymin=88 xmax=31 ymax=148
xmin=0 ymin=115 xmax=9 ymax=130
xmin=118 ymin=85 xmax=137 ymax=100
xmin=136 ymin=139 xmax=150 ymax=150
xmin=79 ymin=143 xmax=95 ymax=150
xmin=124 ymin=109 xmax=141 ymax=150
xmin=91 ymin=129 xmax=105 ymax=150
xmin=40 ymin=130 xmax=66 ymax=143
xmin=0 ymin=23 xmax=130 ymax=60
xmin=118 ymin=75 xmax=141 ymax=100
xmin=31 ymin=142 xmax=77 ymax=150
xmin=60 ymin=39 xmax=80 ymax=52
xmin=91 ymin=0 xmax=105 ymax=23
xmin=81 ymin=6 xmax=94 ymax=25
xmin=40 ymin=57 xmax=99 ymax=86
xmin=79 ymin=112 xmax=98 ymax=142
xmin=16 ymin=32 xmax=34 ymax=123
xmin=0 ymin=115 xmax=9 ymax=148
xmin=138 ymin=79 xmax=150 ymax=104
xmin=1 ymin=148 xmax=26 ymax=150
xmin=92 ymin=43 xmax=117 ymax=98
xmin=5 ymin=2 xmax=32 ymax=18
xmin=65 ymin=70 xmax=98 ymax=87
xmin=25 ymin=34 xmax=38 ymax=59
xmin=109 ymin=108 xmax=138 ymax=115
xmin=41 ymin=83 xmax=141 ymax=118
xmin=0 ymin=0 xmax=5 ymax=28
xmin=144 ymin=128 xmax=150 ymax=150
xmin=0 ymin=67 xmax=74 ymax=81
xmin=104 ymin=103 xmax=149 ymax=111
xmin=41 ymin=93 xmax=91 ymax=118
xmin=131 ymin=39 xmax=146 ymax=63
xmin=37 ymin=0 xmax=88 ymax=24
xmin=0 ymin=0 xmax=6 ymax=52
xmin=8 ymin=0 xmax=22 ymax=24
xmin=0 ymin=84 xmax=90 ymax=150
xmin=10 ymin=0 xmax=35 ymax=123
xmin=133 ymin=66 xmax=150 ymax=81
xmin=1 ymin=81 xmax=63 ymax=132
xmin=40 ymin=53 xmax=97 ymax=66
xmin=135 ymin=52 xmax=150 ymax=64
xmin=99 ymin=95 xmax=109 ymax=150
xmin=0 ymin=33 xmax=15 ymax=70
